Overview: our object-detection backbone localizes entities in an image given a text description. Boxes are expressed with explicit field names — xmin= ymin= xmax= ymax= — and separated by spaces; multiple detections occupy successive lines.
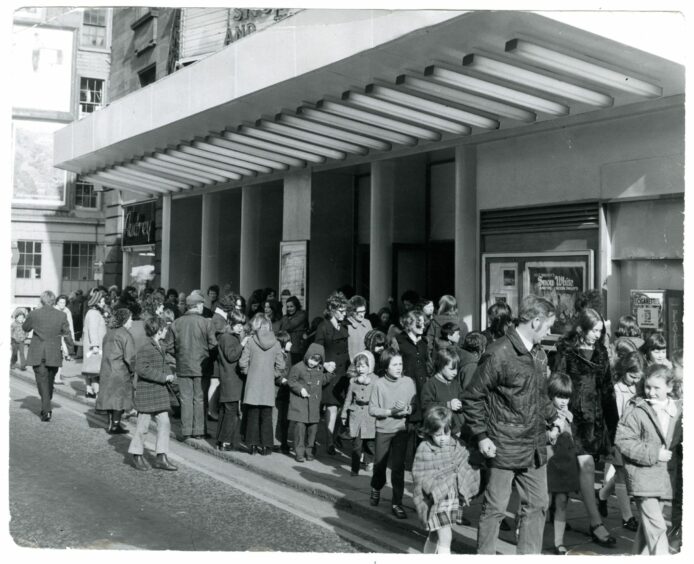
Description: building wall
xmin=215 ymin=189 xmax=243 ymax=291
xmin=170 ymin=195 xmax=203 ymax=293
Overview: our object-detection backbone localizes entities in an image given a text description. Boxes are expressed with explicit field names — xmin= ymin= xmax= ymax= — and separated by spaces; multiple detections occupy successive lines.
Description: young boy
xmin=458 ymin=331 xmax=487 ymax=391
xmin=274 ymin=330 xmax=292 ymax=454
xmin=11 ymin=308 xmax=27 ymax=370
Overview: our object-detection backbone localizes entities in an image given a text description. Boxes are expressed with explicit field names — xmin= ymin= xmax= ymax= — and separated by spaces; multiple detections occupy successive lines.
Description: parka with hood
xmin=615 ymin=395 xmax=682 ymax=499
xmin=287 ymin=343 xmax=332 ymax=424
xmin=239 ymin=328 xmax=285 ymax=407
xmin=341 ymin=350 xmax=377 ymax=439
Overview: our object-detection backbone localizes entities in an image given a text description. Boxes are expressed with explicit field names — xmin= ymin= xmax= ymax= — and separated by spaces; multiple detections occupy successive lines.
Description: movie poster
xmin=279 ymin=240 xmax=308 ymax=310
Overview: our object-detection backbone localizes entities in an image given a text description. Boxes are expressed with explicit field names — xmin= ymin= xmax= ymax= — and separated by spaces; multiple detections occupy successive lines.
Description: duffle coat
xmin=341 ymin=355 xmax=376 ymax=439
xmin=217 ymin=331 xmax=244 ymax=403
xmin=96 ymin=326 xmax=136 ymax=411
xmin=239 ymin=330 xmax=285 ymax=407
xmin=615 ymin=396 xmax=682 ymax=499
xmin=288 ymin=343 xmax=331 ymax=424
xmin=134 ymin=337 xmax=172 ymax=413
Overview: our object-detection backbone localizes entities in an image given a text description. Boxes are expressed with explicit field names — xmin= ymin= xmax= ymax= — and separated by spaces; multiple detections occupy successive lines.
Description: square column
xmin=369 ymin=160 xmax=395 ymax=311
xmin=160 ymin=194 xmax=172 ymax=289
xmin=283 ymin=170 xmax=311 ymax=241
xmin=201 ymin=192 xmax=221 ymax=291
xmin=454 ymin=145 xmax=478 ymax=333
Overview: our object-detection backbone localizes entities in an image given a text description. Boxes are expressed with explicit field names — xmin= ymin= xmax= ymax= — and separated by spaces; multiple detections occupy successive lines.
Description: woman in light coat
xmin=82 ymin=289 xmax=108 ymax=398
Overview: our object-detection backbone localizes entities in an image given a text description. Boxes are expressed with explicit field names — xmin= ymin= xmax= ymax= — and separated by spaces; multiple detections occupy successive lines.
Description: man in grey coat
xmin=22 ymin=290 xmax=75 ymax=421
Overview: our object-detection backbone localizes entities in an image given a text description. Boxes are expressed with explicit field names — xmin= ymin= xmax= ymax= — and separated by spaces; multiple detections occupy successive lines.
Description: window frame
xmin=16 ymin=240 xmax=42 ymax=279
xmin=81 ymin=7 xmax=108 ymax=49
xmin=62 ymin=241 xmax=97 ymax=282
xmin=74 ymin=176 xmax=99 ymax=209
xmin=79 ymin=77 xmax=105 ymax=118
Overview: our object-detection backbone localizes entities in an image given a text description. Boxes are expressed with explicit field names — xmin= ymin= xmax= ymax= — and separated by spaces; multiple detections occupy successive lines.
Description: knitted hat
xmin=186 ymin=290 xmax=205 ymax=306
xmin=13 ymin=307 xmax=27 ymax=319
xmin=88 ymin=290 xmax=105 ymax=308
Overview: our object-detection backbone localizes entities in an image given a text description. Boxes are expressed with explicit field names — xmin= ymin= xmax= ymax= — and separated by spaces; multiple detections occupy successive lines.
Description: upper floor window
xmin=138 ymin=64 xmax=156 ymax=87
xmin=81 ymin=8 xmax=107 ymax=48
xmin=16 ymin=241 xmax=42 ymax=279
xmin=79 ymin=77 xmax=104 ymax=117
xmin=75 ymin=176 xmax=98 ymax=208
xmin=62 ymin=242 xmax=96 ymax=281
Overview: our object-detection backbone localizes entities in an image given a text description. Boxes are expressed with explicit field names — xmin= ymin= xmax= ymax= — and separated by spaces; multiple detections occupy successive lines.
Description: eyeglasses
xmin=356 ymin=309 xmax=366 ymax=314
xmin=337 ymin=309 xmax=347 ymax=314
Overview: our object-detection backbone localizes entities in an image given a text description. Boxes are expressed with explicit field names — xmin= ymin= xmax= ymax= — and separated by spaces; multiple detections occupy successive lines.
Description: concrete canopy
xmin=54 ymin=9 xmax=684 ymax=196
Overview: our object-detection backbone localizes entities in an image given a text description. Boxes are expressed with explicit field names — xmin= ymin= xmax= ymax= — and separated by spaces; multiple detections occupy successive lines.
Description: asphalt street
xmin=9 ymin=378 xmax=361 ymax=552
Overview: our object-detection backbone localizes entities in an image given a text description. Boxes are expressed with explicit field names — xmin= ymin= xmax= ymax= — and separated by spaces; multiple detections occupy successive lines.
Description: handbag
xmin=82 ymin=351 xmax=102 ymax=374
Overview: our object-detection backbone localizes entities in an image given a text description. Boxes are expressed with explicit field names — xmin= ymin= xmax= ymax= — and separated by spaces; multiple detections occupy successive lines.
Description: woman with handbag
xmin=82 ymin=289 xmax=108 ymax=398
xmin=128 ymin=316 xmax=178 ymax=471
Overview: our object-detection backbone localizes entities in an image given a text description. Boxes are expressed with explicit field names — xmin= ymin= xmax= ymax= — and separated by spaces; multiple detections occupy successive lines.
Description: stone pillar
xmin=454 ymin=145 xmax=478 ymax=334
xmin=239 ymin=185 xmax=262 ymax=299
xmin=200 ymin=192 xmax=221 ymax=291
xmin=160 ymin=193 xmax=172 ymax=289
xmin=122 ymin=249 xmax=131 ymax=289
xmin=600 ymin=204 xmax=619 ymax=333
xmin=369 ymin=160 xmax=395 ymax=311
xmin=283 ymin=170 xmax=311 ymax=241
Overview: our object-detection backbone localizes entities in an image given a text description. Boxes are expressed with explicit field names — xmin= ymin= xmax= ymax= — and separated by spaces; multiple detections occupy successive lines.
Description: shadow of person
xmin=16 ymin=395 xmax=51 ymax=418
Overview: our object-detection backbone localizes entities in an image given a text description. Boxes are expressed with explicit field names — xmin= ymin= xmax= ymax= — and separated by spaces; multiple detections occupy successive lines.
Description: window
xmin=16 ymin=241 xmax=42 ymax=279
xmin=62 ymin=242 xmax=96 ymax=281
xmin=82 ymin=8 xmax=107 ymax=48
xmin=138 ymin=64 xmax=157 ymax=87
xmin=79 ymin=78 xmax=104 ymax=117
xmin=75 ymin=176 xmax=98 ymax=208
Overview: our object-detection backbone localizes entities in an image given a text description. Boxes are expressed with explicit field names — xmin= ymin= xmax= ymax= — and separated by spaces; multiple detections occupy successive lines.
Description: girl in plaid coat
xmin=412 ymin=406 xmax=481 ymax=554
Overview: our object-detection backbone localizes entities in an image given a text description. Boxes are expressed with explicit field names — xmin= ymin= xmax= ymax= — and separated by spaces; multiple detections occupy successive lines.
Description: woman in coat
xmin=216 ymin=310 xmax=246 ymax=451
xmin=553 ymin=307 xmax=616 ymax=546
xmin=96 ymin=308 xmax=136 ymax=435
xmin=314 ymin=291 xmax=350 ymax=455
xmin=54 ymin=294 xmax=75 ymax=385
xmin=128 ymin=316 xmax=178 ymax=471
xmin=278 ymin=296 xmax=309 ymax=365
xmin=239 ymin=314 xmax=286 ymax=455
xmin=82 ymin=289 xmax=108 ymax=398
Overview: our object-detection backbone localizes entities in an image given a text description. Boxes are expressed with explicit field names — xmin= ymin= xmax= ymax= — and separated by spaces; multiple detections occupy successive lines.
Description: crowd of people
xmin=12 ymin=283 xmax=682 ymax=555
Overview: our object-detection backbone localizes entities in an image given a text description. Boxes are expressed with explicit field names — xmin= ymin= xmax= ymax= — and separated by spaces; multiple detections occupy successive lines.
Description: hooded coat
xmin=96 ymin=326 xmax=136 ymax=411
xmin=287 ymin=343 xmax=332 ymax=424
xmin=340 ymin=350 xmax=377 ymax=439
xmin=239 ymin=329 xmax=285 ymax=406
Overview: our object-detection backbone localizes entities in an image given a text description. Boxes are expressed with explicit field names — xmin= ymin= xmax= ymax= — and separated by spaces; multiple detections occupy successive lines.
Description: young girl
xmin=599 ymin=351 xmax=644 ymax=531
xmin=368 ymin=348 xmax=416 ymax=519
xmin=641 ymin=331 xmax=671 ymax=368
xmin=341 ymin=351 xmax=377 ymax=476
xmin=11 ymin=308 xmax=27 ymax=370
xmin=545 ymin=372 xmax=580 ymax=555
xmin=274 ymin=330 xmax=292 ymax=454
xmin=412 ymin=406 xmax=481 ymax=554
xmin=615 ymin=364 xmax=682 ymax=555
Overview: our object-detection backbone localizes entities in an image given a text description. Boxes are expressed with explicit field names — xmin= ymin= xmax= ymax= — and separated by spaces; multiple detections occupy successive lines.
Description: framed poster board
xmin=482 ymin=251 xmax=594 ymax=335
xmin=279 ymin=240 xmax=308 ymax=310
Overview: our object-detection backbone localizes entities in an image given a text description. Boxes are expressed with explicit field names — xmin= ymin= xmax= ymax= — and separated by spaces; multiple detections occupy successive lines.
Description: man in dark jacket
xmin=170 ymin=291 xmax=217 ymax=440
xmin=23 ymin=290 xmax=75 ymax=421
xmin=461 ymin=295 xmax=560 ymax=554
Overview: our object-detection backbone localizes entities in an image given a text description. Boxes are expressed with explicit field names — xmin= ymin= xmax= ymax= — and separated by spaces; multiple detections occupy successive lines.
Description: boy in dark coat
xmin=287 ymin=343 xmax=332 ymax=462
xmin=215 ymin=311 xmax=246 ymax=451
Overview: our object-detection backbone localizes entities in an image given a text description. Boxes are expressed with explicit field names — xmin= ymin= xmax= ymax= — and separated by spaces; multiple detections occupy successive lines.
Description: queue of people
xmin=14 ymin=283 xmax=682 ymax=555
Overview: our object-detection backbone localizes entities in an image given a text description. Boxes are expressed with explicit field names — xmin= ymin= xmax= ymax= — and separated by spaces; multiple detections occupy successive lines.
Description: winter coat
xmin=208 ymin=310 xmax=228 ymax=378
xmin=346 ymin=315 xmax=373 ymax=362
xmin=11 ymin=321 xmax=26 ymax=343
xmin=460 ymin=327 xmax=558 ymax=470
xmin=170 ymin=310 xmax=217 ymax=377
xmin=96 ymin=327 xmax=136 ymax=411
xmin=341 ymin=351 xmax=377 ymax=439
xmin=412 ymin=438 xmax=482 ymax=527
xmin=134 ymin=338 xmax=173 ymax=413
xmin=427 ymin=313 xmax=466 ymax=345
xmin=314 ymin=318 xmax=350 ymax=405
xmin=546 ymin=409 xmax=580 ymax=493
xmin=288 ymin=343 xmax=331 ymax=424
xmin=82 ymin=307 xmax=107 ymax=351
xmin=615 ymin=396 xmax=682 ymax=499
xmin=127 ymin=319 xmax=148 ymax=351
xmin=55 ymin=305 xmax=75 ymax=341
xmin=278 ymin=309 xmax=309 ymax=361
xmin=22 ymin=305 xmax=75 ymax=367
xmin=420 ymin=375 xmax=465 ymax=435
xmin=393 ymin=332 xmax=430 ymax=423
xmin=458 ymin=348 xmax=480 ymax=391
xmin=554 ymin=340 xmax=612 ymax=457
xmin=239 ymin=329 xmax=285 ymax=406
xmin=217 ymin=332 xmax=244 ymax=403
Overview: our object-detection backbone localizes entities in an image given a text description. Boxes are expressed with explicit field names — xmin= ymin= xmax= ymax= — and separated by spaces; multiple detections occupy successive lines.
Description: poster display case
xmin=630 ymin=289 xmax=683 ymax=353
xmin=279 ymin=240 xmax=308 ymax=310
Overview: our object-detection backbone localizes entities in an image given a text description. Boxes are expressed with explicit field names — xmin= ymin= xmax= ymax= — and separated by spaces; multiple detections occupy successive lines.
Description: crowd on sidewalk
xmin=11 ymin=282 xmax=683 ymax=555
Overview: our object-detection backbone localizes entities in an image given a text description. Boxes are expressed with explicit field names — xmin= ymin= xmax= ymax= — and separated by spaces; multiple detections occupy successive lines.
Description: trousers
xmin=217 ymin=401 xmax=242 ymax=447
xmin=245 ymin=405 xmax=273 ymax=447
xmin=633 ymin=498 xmax=669 ymax=555
xmin=294 ymin=421 xmax=318 ymax=457
xmin=350 ymin=436 xmax=375 ymax=473
xmin=477 ymin=464 xmax=548 ymax=554
xmin=370 ymin=430 xmax=408 ymax=505
xmin=33 ymin=361 xmax=58 ymax=415
xmin=178 ymin=376 xmax=205 ymax=437
xmin=128 ymin=411 xmax=171 ymax=455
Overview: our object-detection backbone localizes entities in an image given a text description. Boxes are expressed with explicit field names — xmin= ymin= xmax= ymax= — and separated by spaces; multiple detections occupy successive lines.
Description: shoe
xmin=370 ymin=488 xmax=380 ymax=506
xmin=596 ymin=490 xmax=608 ymax=518
xmin=132 ymin=454 xmax=149 ymax=471
xmin=327 ymin=445 xmax=336 ymax=455
xmin=40 ymin=411 xmax=52 ymax=422
xmin=391 ymin=505 xmax=407 ymax=519
xmin=85 ymin=392 xmax=96 ymax=399
xmin=295 ymin=455 xmax=306 ymax=463
xmin=589 ymin=523 xmax=617 ymax=547
xmin=108 ymin=424 xmax=128 ymax=435
xmin=152 ymin=454 xmax=178 ymax=471
xmin=216 ymin=442 xmax=233 ymax=451
xmin=553 ymin=545 xmax=569 ymax=555
xmin=306 ymin=452 xmax=315 ymax=461
xmin=364 ymin=462 xmax=374 ymax=472
xmin=260 ymin=447 xmax=272 ymax=456
xmin=622 ymin=517 xmax=639 ymax=532
xmin=280 ymin=444 xmax=291 ymax=455
xmin=249 ymin=445 xmax=258 ymax=455
xmin=499 ymin=518 xmax=511 ymax=531
xmin=350 ymin=470 xmax=359 ymax=476
xmin=54 ymin=379 xmax=65 ymax=385
xmin=192 ymin=434 xmax=210 ymax=440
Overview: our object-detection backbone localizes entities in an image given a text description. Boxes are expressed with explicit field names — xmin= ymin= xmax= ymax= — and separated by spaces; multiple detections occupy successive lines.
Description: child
xmin=274 ymin=330 xmax=292 ymax=454
xmin=11 ymin=308 xmax=27 ymax=370
xmin=458 ymin=331 xmax=487 ymax=390
xmin=412 ymin=406 xmax=481 ymax=554
xmin=287 ymin=343 xmax=331 ymax=462
xmin=599 ymin=351 xmax=644 ymax=531
xmin=615 ymin=364 xmax=682 ymax=555
xmin=340 ymin=351 xmax=377 ymax=476
xmin=545 ymin=372 xmax=581 ymax=555
xmin=215 ymin=311 xmax=246 ymax=451
xmin=368 ymin=347 xmax=416 ymax=519
xmin=641 ymin=331 xmax=671 ymax=368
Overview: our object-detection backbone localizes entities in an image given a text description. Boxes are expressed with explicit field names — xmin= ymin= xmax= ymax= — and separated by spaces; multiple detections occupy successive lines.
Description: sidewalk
xmin=11 ymin=359 xmax=660 ymax=555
